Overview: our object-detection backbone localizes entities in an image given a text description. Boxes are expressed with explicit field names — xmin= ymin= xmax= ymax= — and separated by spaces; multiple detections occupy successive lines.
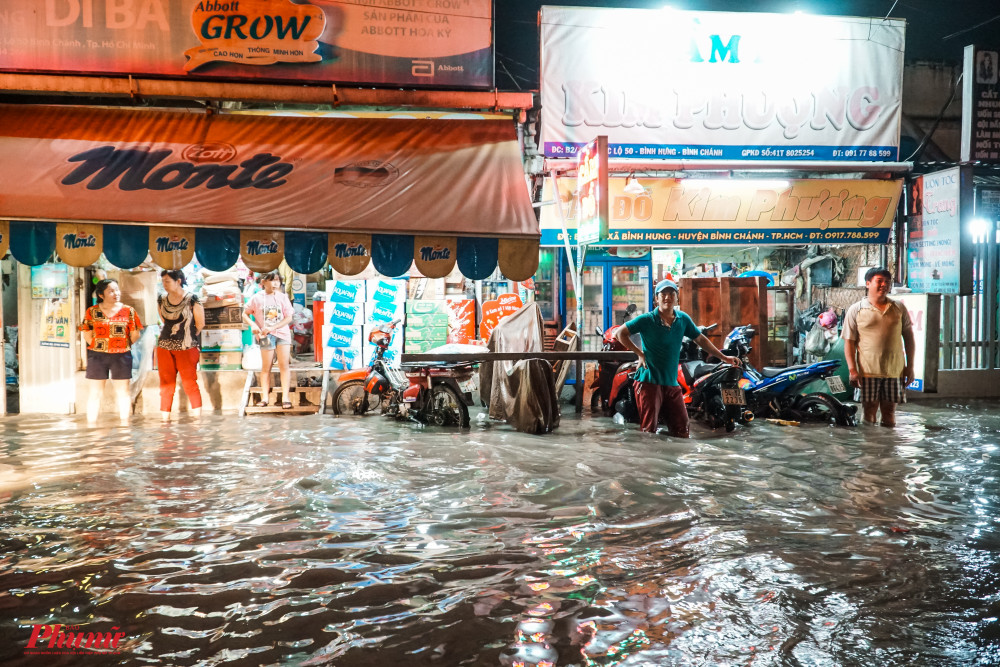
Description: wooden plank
xmin=402 ymin=351 xmax=636 ymax=363
xmin=0 ymin=73 xmax=534 ymax=110
xmin=244 ymin=405 xmax=320 ymax=415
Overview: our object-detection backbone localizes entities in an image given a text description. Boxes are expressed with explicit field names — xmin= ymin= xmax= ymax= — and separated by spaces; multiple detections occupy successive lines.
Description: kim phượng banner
xmin=0 ymin=0 xmax=493 ymax=89
xmin=540 ymin=7 xmax=904 ymax=162
xmin=539 ymin=177 xmax=903 ymax=246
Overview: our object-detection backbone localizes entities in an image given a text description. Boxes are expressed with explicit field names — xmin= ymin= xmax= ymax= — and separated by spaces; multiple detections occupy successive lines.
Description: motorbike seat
xmin=681 ymin=361 xmax=721 ymax=383
xmin=759 ymin=364 xmax=813 ymax=378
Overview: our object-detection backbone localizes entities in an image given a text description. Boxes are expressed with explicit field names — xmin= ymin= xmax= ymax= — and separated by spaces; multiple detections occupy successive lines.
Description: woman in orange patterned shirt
xmin=79 ymin=278 xmax=143 ymax=423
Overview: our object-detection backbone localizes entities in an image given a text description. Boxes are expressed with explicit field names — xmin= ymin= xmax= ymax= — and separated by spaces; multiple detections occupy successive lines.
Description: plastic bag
xmin=804 ymin=325 xmax=831 ymax=356
xmin=242 ymin=343 xmax=262 ymax=371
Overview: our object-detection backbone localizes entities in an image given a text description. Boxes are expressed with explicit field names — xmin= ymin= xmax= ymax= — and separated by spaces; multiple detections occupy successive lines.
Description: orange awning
xmin=0 ymin=104 xmax=538 ymax=239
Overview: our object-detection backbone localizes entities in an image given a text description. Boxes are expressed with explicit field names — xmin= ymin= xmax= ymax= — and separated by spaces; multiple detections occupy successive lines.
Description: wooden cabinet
xmin=766 ymin=287 xmax=794 ymax=367
xmin=678 ymin=277 xmax=768 ymax=370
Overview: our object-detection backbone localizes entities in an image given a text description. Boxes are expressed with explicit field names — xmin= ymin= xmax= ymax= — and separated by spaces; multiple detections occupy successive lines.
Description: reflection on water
xmin=0 ymin=401 xmax=998 ymax=665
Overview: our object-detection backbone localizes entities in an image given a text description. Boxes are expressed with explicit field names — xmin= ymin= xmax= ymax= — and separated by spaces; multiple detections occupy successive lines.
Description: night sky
xmin=494 ymin=0 xmax=1000 ymax=90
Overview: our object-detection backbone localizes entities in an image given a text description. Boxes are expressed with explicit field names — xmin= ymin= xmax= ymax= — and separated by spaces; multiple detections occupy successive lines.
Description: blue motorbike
xmin=722 ymin=325 xmax=857 ymax=427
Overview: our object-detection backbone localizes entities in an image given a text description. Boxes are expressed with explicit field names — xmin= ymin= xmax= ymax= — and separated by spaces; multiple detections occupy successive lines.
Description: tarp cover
xmin=0 ymin=104 xmax=538 ymax=239
xmin=479 ymin=303 xmax=560 ymax=434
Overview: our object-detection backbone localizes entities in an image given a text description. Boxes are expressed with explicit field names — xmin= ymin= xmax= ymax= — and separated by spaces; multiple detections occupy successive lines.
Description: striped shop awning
xmin=7 ymin=221 xmax=540 ymax=281
xmin=0 ymin=104 xmax=540 ymax=280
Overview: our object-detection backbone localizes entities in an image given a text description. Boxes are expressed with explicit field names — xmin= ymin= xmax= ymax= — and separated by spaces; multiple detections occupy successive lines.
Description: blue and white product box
xmin=364 ymin=299 xmax=404 ymax=325
xmin=366 ymin=278 xmax=408 ymax=305
xmin=322 ymin=346 xmax=361 ymax=371
xmin=327 ymin=280 xmax=366 ymax=303
xmin=326 ymin=301 xmax=365 ymax=326
xmin=363 ymin=345 xmax=401 ymax=365
xmin=323 ymin=324 xmax=363 ymax=349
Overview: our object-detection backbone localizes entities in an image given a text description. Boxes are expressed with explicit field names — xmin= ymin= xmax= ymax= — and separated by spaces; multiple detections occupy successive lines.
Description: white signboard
xmin=540 ymin=7 xmax=904 ymax=163
xmin=894 ymin=293 xmax=940 ymax=392
xmin=907 ymin=167 xmax=974 ymax=295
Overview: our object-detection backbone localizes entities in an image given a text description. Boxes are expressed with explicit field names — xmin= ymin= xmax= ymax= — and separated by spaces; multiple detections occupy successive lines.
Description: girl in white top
xmin=243 ymin=271 xmax=295 ymax=409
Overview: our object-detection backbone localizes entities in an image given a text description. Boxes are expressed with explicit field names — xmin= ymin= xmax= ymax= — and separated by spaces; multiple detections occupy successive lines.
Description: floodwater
xmin=1 ymin=400 xmax=998 ymax=666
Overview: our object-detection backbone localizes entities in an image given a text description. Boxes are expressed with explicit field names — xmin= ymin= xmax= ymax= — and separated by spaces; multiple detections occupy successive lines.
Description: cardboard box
xmin=202 ymin=294 xmax=243 ymax=309
xmin=323 ymin=324 xmax=363 ymax=349
xmin=404 ymin=339 xmax=445 ymax=354
xmin=446 ymin=299 xmax=476 ymax=342
xmin=362 ymin=344 xmax=401 ymax=365
xmin=327 ymin=280 xmax=366 ymax=303
xmin=365 ymin=300 xmax=404 ymax=325
xmin=405 ymin=312 xmax=449 ymax=328
xmin=202 ymin=304 xmax=245 ymax=330
xmin=405 ymin=299 xmax=448 ymax=315
xmin=367 ymin=278 xmax=408 ymax=304
xmin=199 ymin=350 xmax=243 ymax=370
xmin=325 ymin=301 xmax=365 ymax=326
xmin=322 ymin=346 xmax=362 ymax=371
xmin=405 ymin=326 xmax=448 ymax=343
xmin=201 ymin=328 xmax=244 ymax=352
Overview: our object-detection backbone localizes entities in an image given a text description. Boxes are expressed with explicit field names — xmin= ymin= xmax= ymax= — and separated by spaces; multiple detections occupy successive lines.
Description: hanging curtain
xmin=195 ymin=228 xmax=240 ymax=272
xmin=103 ymin=224 xmax=150 ymax=270
xmin=372 ymin=234 xmax=414 ymax=278
xmin=456 ymin=237 xmax=499 ymax=280
xmin=9 ymin=221 xmax=55 ymax=267
xmin=285 ymin=231 xmax=329 ymax=274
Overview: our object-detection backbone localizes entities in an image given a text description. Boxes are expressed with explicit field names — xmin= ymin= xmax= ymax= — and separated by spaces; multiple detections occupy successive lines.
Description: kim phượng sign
xmin=540 ymin=178 xmax=902 ymax=246
xmin=0 ymin=0 xmax=493 ymax=89
xmin=540 ymin=7 xmax=904 ymax=162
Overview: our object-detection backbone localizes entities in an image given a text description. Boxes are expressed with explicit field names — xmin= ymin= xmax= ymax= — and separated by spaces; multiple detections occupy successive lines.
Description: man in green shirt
xmin=615 ymin=279 xmax=738 ymax=435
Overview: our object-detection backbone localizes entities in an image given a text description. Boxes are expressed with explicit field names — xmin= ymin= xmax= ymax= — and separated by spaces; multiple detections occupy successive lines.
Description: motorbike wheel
xmin=427 ymin=384 xmax=470 ymax=428
xmin=791 ymin=392 xmax=853 ymax=426
xmin=331 ymin=380 xmax=381 ymax=416
xmin=706 ymin=394 xmax=727 ymax=429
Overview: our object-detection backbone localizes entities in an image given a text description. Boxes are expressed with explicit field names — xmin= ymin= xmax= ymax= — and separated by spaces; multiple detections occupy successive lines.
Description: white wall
xmin=16 ymin=264 xmax=78 ymax=414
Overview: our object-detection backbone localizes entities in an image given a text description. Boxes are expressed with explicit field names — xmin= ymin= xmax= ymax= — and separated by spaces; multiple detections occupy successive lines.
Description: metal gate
xmin=940 ymin=218 xmax=999 ymax=370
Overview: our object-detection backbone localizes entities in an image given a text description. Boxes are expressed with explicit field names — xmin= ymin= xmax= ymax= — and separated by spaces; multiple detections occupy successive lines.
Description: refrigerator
xmin=561 ymin=249 xmax=652 ymax=352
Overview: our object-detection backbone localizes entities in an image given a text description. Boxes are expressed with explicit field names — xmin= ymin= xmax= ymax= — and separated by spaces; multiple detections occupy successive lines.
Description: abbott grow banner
xmin=540 ymin=7 xmax=904 ymax=162
xmin=0 ymin=0 xmax=493 ymax=88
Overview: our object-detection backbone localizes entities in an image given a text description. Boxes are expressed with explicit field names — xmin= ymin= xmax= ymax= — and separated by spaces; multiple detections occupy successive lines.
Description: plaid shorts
xmin=855 ymin=376 xmax=906 ymax=404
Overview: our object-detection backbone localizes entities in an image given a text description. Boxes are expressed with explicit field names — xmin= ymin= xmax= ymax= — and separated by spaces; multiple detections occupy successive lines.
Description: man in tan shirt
xmin=842 ymin=267 xmax=915 ymax=427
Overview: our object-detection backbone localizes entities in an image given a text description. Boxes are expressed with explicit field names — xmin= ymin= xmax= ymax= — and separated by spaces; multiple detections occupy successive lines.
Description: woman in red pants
xmin=156 ymin=269 xmax=205 ymax=421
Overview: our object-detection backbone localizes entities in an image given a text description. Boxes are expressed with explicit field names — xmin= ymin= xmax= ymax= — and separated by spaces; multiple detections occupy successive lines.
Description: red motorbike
xmin=331 ymin=319 xmax=475 ymax=428
xmin=590 ymin=304 xmax=638 ymax=415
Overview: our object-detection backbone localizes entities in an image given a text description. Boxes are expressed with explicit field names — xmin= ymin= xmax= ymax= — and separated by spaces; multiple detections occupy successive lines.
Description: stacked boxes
xmin=404 ymin=298 xmax=478 ymax=352
xmin=445 ymin=299 xmax=476 ymax=344
xmin=363 ymin=279 xmax=405 ymax=364
xmin=320 ymin=279 xmax=407 ymax=370
xmin=322 ymin=281 xmax=365 ymax=371
xmin=404 ymin=300 xmax=449 ymax=353
xmin=201 ymin=298 xmax=245 ymax=370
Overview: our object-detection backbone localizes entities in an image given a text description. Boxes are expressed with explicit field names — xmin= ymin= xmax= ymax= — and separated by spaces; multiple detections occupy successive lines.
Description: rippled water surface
xmin=1 ymin=401 xmax=999 ymax=666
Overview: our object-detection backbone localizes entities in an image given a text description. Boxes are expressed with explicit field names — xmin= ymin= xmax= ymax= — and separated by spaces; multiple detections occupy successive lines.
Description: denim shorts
xmin=258 ymin=334 xmax=291 ymax=350
xmin=86 ymin=349 xmax=133 ymax=380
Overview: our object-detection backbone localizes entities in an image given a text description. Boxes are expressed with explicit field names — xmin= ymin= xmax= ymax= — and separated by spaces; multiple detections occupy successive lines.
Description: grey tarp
xmin=479 ymin=303 xmax=560 ymax=434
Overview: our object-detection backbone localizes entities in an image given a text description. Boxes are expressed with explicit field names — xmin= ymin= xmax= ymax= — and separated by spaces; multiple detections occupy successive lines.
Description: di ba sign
xmin=576 ymin=136 xmax=608 ymax=245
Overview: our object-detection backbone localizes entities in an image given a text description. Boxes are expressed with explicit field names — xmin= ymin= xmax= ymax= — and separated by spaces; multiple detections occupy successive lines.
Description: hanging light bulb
xmin=623 ymin=172 xmax=645 ymax=195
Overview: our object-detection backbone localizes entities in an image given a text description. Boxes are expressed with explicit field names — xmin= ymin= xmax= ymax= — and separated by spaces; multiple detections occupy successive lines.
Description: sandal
xmin=281 ymin=402 xmax=293 ymax=410
xmin=255 ymin=400 xmax=269 ymax=408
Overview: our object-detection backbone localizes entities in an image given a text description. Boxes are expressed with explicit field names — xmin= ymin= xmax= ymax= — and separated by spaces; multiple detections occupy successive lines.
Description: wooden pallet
xmin=242 ymin=386 xmax=322 ymax=415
